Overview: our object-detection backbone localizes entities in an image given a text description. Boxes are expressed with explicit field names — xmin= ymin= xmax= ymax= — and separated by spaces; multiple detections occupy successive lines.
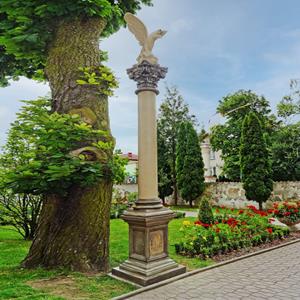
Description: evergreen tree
xmin=240 ymin=112 xmax=273 ymax=210
xmin=176 ymin=122 xmax=205 ymax=207
xmin=157 ymin=86 xmax=196 ymax=205
xmin=0 ymin=0 xmax=152 ymax=272
xmin=157 ymin=124 xmax=173 ymax=204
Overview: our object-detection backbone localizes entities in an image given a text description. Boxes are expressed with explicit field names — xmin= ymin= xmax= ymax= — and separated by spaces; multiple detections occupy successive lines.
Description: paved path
xmin=128 ymin=241 xmax=300 ymax=300
xmin=174 ymin=210 xmax=197 ymax=217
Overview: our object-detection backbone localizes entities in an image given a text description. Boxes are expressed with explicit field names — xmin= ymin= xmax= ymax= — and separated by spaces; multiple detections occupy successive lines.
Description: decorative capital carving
xmin=127 ymin=61 xmax=168 ymax=95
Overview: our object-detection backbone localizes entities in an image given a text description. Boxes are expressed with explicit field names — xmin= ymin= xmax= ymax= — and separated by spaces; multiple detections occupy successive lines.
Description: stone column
xmin=112 ymin=61 xmax=186 ymax=286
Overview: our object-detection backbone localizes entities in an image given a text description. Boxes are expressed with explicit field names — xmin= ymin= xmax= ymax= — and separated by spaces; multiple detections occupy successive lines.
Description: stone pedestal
xmin=112 ymin=61 xmax=186 ymax=286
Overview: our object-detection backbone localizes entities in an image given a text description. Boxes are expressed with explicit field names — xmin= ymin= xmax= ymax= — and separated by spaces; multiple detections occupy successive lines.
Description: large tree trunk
xmin=22 ymin=17 xmax=113 ymax=272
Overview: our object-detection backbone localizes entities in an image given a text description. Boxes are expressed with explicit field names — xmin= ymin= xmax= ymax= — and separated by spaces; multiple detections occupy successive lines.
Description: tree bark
xmin=22 ymin=17 xmax=113 ymax=272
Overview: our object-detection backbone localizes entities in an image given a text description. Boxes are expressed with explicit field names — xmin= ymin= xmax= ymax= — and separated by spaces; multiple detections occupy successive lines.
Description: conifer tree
xmin=157 ymin=86 xmax=196 ymax=205
xmin=176 ymin=122 xmax=205 ymax=207
xmin=240 ymin=112 xmax=273 ymax=210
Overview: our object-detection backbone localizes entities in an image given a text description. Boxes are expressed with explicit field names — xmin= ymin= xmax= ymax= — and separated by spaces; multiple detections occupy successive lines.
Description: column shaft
xmin=138 ymin=91 xmax=158 ymax=200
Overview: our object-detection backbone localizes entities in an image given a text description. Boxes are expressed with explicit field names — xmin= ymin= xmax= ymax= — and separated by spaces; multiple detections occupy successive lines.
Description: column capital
xmin=127 ymin=60 xmax=168 ymax=95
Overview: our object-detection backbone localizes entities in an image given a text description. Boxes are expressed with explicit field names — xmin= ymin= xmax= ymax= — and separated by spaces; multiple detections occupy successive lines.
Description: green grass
xmin=0 ymin=218 xmax=213 ymax=299
xmin=169 ymin=205 xmax=198 ymax=212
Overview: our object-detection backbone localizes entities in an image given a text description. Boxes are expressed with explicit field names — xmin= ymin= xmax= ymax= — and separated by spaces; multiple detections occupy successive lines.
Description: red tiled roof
xmin=119 ymin=152 xmax=138 ymax=161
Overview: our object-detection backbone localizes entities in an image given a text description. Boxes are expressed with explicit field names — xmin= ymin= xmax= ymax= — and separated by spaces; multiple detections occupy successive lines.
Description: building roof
xmin=119 ymin=152 xmax=138 ymax=161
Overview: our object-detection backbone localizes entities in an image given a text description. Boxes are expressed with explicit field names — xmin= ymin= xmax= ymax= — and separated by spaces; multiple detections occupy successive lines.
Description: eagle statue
xmin=124 ymin=13 xmax=167 ymax=65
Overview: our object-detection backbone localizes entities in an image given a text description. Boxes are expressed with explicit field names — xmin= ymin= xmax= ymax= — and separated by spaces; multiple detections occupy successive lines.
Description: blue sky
xmin=1 ymin=0 xmax=300 ymax=152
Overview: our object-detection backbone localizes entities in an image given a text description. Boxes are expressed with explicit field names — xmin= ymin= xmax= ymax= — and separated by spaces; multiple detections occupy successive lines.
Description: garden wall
xmin=205 ymin=181 xmax=300 ymax=209
xmin=115 ymin=182 xmax=300 ymax=209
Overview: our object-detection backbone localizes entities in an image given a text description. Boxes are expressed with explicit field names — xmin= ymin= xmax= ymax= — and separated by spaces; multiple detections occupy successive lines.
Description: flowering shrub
xmin=268 ymin=201 xmax=300 ymax=225
xmin=175 ymin=207 xmax=289 ymax=259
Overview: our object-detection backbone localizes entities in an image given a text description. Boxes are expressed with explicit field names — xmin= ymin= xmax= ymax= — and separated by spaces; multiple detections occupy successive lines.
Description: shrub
xmin=198 ymin=195 xmax=214 ymax=225
xmin=269 ymin=201 xmax=300 ymax=225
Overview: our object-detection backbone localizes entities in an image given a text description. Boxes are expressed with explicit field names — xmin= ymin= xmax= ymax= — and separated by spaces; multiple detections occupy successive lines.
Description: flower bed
xmin=268 ymin=201 xmax=300 ymax=225
xmin=175 ymin=206 xmax=290 ymax=259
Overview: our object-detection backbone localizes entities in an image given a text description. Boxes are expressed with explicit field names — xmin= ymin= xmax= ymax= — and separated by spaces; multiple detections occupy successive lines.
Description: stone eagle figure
xmin=124 ymin=13 xmax=167 ymax=65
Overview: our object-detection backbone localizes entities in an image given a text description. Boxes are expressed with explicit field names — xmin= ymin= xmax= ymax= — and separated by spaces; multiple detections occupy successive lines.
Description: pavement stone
xmin=127 ymin=241 xmax=300 ymax=300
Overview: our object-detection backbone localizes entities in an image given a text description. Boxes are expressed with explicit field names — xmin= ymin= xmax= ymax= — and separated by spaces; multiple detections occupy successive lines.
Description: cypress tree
xmin=240 ymin=112 xmax=273 ymax=210
xmin=176 ymin=122 xmax=205 ymax=207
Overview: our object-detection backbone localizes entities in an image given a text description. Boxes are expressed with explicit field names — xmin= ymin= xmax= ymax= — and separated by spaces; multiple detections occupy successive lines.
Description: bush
xmin=0 ymin=192 xmax=42 ymax=240
xmin=198 ymin=195 xmax=214 ymax=225
xmin=269 ymin=201 xmax=300 ymax=225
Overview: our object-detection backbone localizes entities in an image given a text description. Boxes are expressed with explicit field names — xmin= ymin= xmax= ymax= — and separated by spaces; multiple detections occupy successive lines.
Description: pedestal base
xmin=112 ymin=258 xmax=186 ymax=286
xmin=112 ymin=205 xmax=186 ymax=286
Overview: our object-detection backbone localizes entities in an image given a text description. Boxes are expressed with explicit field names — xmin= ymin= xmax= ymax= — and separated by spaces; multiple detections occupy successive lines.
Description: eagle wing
xmin=124 ymin=13 xmax=148 ymax=46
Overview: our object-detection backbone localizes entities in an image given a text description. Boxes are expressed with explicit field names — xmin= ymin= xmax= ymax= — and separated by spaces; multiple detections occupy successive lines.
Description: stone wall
xmin=205 ymin=181 xmax=300 ymax=209
xmin=115 ymin=182 xmax=300 ymax=209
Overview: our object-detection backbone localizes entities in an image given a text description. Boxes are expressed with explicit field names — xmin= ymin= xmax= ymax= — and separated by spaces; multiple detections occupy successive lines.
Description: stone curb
xmin=111 ymin=238 xmax=300 ymax=300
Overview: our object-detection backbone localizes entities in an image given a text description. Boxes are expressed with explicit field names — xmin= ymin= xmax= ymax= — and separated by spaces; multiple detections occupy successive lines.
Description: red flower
xmin=239 ymin=209 xmax=244 ymax=214
xmin=226 ymin=217 xmax=238 ymax=227
xmin=215 ymin=228 xmax=220 ymax=233
xmin=216 ymin=209 xmax=220 ymax=213
xmin=284 ymin=212 xmax=291 ymax=216
xmin=267 ymin=209 xmax=274 ymax=213
xmin=194 ymin=220 xmax=202 ymax=225
xmin=247 ymin=205 xmax=257 ymax=210
xmin=258 ymin=211 xmax=268 ymax=217
xmin=266 ymin=228 xmax=273 ymax=234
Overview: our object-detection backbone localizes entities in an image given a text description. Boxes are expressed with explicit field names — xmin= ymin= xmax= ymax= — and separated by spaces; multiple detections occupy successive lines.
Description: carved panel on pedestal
xmin=150 ymin=230 xmax=164 ymax=256
xmin=133 ymin=230 xmax=145 ymax=256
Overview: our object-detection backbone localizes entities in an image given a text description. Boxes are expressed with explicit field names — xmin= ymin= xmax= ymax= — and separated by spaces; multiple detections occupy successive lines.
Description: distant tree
xmin=0 ymin=0 xmax=152 ymax=271
xmin=157 ymin=126 xmax=173 ymax=205
xmin=157 ymin=86 xmax=196 ymax=205
xmin=211 ymin=90 xmax=276 ymax=181
xmin=271 ymin=122 xmax=300 ymax=181
xmin=240 ymin=112 xmax=273 ymax=210
xmin=176 ymin=122 xmax=205 ymax=207
xmin=277 ymin=79 xmax=300 ymax=120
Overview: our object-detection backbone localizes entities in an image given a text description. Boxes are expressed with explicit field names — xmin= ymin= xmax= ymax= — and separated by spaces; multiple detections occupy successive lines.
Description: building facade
xmin=200 ymin=136 xmax=224 ymax=182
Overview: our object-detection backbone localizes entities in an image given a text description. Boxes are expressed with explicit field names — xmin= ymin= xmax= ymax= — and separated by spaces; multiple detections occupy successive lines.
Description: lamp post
xmin=112 ymin=14 xmax=186 ymax=286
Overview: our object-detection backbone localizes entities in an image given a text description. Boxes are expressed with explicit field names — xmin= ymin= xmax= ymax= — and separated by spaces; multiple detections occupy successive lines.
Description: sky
xmin=1 ymin=0 xmax=300 ymax=153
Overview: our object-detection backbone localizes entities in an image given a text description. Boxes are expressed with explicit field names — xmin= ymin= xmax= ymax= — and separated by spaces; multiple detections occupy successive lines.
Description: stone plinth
xmin=112 ymin=61 xmax=186 ymax=286
xmin=112 ymin=208 xmax=186 ymax=286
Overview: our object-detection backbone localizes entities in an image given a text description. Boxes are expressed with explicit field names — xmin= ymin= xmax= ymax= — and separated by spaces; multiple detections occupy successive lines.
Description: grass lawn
xmin=0 ymin=217 xmax=212 ymax=300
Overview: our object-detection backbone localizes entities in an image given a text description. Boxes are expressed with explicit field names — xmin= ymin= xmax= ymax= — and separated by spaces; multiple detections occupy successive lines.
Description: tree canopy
xmin=0 ymin=0 xmax=152 ymax=86
xmin=277 ymin=79 xmax=300 ymax=120
xmin=211 ymin=90 xmax=276 ymax=181
xmin=271 ymin=122 xmax=300 ymax=181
